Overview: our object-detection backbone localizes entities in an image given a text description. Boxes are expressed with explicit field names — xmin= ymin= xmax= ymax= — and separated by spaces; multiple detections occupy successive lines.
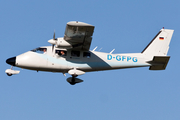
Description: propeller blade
xmin=52 ymin=44 xmax=54 ymax=52
xmin=53 ymin=31 xmax=55 ymax=40
xmin=49 ymin=30 xmax=57 ymax=52
xmin=52 ymin=30 xmax=57 ymax=52
xmin=53 ymin=30 xmax=57 ymax=40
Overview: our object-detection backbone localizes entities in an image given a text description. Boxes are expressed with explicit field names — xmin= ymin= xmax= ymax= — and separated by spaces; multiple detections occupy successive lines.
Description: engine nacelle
xmin=48 ymin=37 xmax=72 ymax=49
xmin=56 ymin=38 xmax=72 ymax=49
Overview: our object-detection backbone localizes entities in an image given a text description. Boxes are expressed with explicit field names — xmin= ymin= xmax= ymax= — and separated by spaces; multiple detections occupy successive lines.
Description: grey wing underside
xmin=64 ymin=21 xmax=95 ymax=51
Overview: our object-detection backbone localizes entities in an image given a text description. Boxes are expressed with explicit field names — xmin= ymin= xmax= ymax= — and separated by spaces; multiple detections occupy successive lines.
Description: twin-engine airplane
xmin=6 ymin=21 xmax=174 ymax=85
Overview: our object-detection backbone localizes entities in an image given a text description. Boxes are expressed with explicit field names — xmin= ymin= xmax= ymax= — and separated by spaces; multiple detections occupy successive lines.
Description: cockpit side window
xmin=71 ymin=50 xmax=80 ymax=57
xmin=83 ymin=52 xmax=91 ymax=58
xmin=56 ymin=50 xmax=67 ymax=56
xmin=31 ymin=47 xmax=47 ymax=54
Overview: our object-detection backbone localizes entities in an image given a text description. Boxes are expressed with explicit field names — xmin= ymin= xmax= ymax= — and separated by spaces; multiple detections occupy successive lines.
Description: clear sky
xmin=1 ymin=0 xmax=180 ymax=120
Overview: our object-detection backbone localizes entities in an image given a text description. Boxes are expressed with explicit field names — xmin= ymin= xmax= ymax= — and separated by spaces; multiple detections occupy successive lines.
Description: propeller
xmin=53 ymin=30 xmax=57 ymax=40
xmin=51 ymin=31 xmax=57 ymax=52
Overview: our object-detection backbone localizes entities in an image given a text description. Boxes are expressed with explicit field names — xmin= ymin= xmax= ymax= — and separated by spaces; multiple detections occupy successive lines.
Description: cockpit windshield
xmin=31 ymin=47 xmax=47 ymax=54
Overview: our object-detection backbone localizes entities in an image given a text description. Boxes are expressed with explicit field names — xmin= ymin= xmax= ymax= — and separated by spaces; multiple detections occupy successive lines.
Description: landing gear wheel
xmin=6 ymin=73 xmax=12 ymax=76
xmin=70 ymin=82 xmax=76 ymax=85
xmin=66 ymin=75 xmax=83 ymax=85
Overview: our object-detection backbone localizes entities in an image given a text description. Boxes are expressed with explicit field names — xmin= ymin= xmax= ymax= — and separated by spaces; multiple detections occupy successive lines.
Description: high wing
xmin=64 ymin=21 xmax=95 ymax=51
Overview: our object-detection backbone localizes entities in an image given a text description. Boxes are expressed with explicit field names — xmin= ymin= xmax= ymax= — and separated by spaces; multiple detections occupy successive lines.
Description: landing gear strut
xmin=70 ymin=75 xmax=78 ymax=85
xmin=67 ymin=68 xmax=85 ymax=85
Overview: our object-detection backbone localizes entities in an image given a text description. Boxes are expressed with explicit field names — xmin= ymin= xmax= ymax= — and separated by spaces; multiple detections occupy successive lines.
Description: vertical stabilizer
xmin=142 ymin=29 xmax=174 ymax=59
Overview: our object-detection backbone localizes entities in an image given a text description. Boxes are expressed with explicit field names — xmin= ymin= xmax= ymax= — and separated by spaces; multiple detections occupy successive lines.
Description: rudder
xmin=142 ymin=29 xmax=174 ymax=59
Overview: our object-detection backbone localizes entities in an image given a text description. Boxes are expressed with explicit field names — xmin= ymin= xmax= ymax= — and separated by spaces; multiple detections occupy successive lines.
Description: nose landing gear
xmin=5 ymin=66 xmax=20 ymax=76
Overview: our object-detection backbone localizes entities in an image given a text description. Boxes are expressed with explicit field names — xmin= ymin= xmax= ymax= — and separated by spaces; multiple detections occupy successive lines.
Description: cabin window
xmin=71 ymin=50 xmax=80 ymax=57
xmin=31 ymin=47 xmax=47 ymax=54
xmin=55 ymin=50 xmax=67 ymax=56
xmin=83 ymin=52 xmax=91 ymax=58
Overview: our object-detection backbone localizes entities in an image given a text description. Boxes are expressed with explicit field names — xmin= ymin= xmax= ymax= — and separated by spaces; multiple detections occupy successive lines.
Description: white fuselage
xmin=5 ymin=27 xmax=173 ymax=85
xmin=14 ymin=46 xmax=151 ymax=73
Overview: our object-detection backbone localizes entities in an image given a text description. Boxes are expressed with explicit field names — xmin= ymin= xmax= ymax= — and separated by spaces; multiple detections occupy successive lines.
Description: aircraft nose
xmin=6 ymin=57 xmax=16 ymax=66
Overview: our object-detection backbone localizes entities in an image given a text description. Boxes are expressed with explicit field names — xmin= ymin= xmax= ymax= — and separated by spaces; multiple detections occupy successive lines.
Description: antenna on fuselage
xmin=98 ymin=48 xmax=102 ymax=51
xmin=92 ymin=46 xmax=98 ymax=51
xmin=109 ymin=49 xmax=115 ymax=54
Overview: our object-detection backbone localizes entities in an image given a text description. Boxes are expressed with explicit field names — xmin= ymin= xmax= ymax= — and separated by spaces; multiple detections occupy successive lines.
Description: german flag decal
xmin=159 ymin=37 xmax=164 ymax=40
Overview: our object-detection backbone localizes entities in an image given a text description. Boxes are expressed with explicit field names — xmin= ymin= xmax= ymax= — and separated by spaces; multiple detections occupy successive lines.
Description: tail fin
xmin=142 ymin=29 xmax=174 ymax=59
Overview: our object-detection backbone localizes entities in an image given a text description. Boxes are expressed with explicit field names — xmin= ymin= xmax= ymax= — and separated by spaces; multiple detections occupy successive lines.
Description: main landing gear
xmin=67 ymin=68 xmax=85 ymax=85
xmin=70 ymin=75 xmax=77 ymax=85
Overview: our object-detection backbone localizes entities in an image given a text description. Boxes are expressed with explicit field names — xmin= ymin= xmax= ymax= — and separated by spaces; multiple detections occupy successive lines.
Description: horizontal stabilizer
xmin=148 ymin=56 xmax=170 ymax=70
